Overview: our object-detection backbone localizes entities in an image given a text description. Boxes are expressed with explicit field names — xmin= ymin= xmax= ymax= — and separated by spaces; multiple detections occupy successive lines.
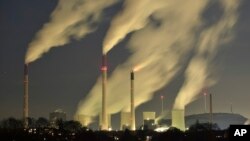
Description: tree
xmin=1 ymin=117 xmax=23 ymax=129
xmin=63 ymin=120 xmax=82 ymax=132
xmin=36 ymin=117 xmax=49 ymax=128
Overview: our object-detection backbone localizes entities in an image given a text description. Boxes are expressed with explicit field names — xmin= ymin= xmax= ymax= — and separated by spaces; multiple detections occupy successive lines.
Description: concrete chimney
xmin=101 ymin=55 xmax=108 ymax=130
xmin=23 ymin=64 xmax=29 ymax=128
xmin=130 ymin=70 xmax=136 ymax=130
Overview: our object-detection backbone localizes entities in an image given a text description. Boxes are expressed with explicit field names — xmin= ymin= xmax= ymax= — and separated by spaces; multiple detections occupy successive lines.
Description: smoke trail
xmin=174 ymin=0 xmax=239 ymax=110
xmin=76 ymin=0 xmax=208 ymax=124
xmin=102 ymin=0 xmax=167 ymax=54
xmin=25 ymin=0 xmax=117 ymax=64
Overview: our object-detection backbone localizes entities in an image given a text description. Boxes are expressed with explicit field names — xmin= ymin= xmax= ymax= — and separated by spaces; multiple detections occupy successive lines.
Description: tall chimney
xmin=209 ymin=93 xmax=213 ymax=126
xmin=101 ymin=55 xmax=108 ymax=130
xmin=130 ymin=70 xmax=136 ymax=130
xmin=23 ymin=64 xmax=29 ymax=128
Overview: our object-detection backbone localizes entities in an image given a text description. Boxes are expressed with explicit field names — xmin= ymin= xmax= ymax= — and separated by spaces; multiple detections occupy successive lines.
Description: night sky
xmin=0 ymin=0 xmax=250 ymax=129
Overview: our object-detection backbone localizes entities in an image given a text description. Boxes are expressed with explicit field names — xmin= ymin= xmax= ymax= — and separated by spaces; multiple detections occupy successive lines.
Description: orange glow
xmin=133 ymin=63 xmax=145 ymax=72
xmin=101 ymin=66 xmax=107 ymax=71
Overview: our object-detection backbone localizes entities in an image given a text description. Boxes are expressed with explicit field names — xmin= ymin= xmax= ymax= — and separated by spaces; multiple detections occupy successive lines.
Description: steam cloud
xmin=76 ymin=0 xmax=210 ymax=121
xmin=25 ymin=0 xmax=117 ymax=64
xmin=174 ymin=0 xmax=239 ymax=110
xmin=76 ymin=0 xmax=239 ymax=125
xmin=103 ymin=0 xmax=167 ymax=54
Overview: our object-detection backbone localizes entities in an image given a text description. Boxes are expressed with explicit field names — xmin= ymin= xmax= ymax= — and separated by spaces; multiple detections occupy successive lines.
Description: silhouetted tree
xmin=189 ymin=121 xmax=220 ymax=132
xmin=63 ymin=120 xmax=82 ymax=132
xmin=120 ymin=129 xmax=137 ymax=141
xmin=1 ymin=117 xmax=23 ymax=129
xmin=157 ymin=127 xmax=184 ymax=141
xmin=56 ymin=119 xmax=64 ymax=130
xmin=27 ymin=117 xmax=36 ymax=128
xmin=36 ymin=117 xmax=49 ymax=128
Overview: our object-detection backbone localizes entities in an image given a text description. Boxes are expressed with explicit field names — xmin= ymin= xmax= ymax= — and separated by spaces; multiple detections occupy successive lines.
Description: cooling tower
xmin=77 ymin=115 xmax=93 ymax=127
xmin=130 ymin=70 xmax=136 ymax=130
xmin=23 ymin=64 xmax=29 ymax=128
xmin=101 ymin=55 xmax=108 ymax=130
xmin=172 ymin=109 xmax=185 ymax=131
xmin=120 ymin=112 xmax=131 ymax=130
xmin=143 ymin=112 xmax=156 ymax=120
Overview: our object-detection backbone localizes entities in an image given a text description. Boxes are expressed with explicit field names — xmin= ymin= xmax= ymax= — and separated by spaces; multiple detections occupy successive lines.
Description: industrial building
xmin=143 ymin=112 xmax=156 ymax=130
xmin=49 ymin=109 xmax=66 ymax=127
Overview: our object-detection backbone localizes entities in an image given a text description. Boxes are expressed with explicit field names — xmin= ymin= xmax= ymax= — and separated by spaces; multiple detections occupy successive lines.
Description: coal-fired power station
xmin=101 ymin=55 xmax=108 ymax=130
xmin=172 ymin=109 xmax=185 ymax=131
xmin=130 ymin=70 xmax=136 ymax=130
xmin=23 ymin=64 xmax=29 ymax=128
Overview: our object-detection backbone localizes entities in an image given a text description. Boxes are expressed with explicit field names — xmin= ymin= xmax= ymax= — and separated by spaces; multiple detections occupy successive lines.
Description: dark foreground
xmin=0 ymin=128 xmax=229 ymax=141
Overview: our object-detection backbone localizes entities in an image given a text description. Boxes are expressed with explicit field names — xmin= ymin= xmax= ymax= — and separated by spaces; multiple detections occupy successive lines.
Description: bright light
xmin=160 ymin=95 xmax=164 ymax=99
xmin=154 ymin=126 xmax=169 ymax=132
xmin=101 ymin=66 xmax=107 ymax=71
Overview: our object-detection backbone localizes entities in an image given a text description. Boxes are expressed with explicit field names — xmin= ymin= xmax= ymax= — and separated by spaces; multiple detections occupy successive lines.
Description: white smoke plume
xmin=102 ymin=0 xmax=167 ymax=54
xmin=76 ymin=0 xmax=209 ymax=124
xmin=25 ymin=0 xmax=117 ymax=64
xmin=174 ymin=0 xmax=239 ymax=110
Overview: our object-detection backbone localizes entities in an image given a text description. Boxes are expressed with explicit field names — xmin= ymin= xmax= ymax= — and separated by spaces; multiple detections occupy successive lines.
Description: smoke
xmin=25 ymin=0 xmax=117 ymax=64
xmin=174 ymin=0 xmax=239 ymax=110
xmin=76 ymin=0 xmax=209 ymax=123
xmin=102 ymin=0 xmax=167 ymax=54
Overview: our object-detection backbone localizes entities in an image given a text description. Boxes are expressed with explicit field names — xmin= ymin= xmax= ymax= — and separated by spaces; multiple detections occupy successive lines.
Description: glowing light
xmin=101 ymin=66 xmax=107 ymax=71
xmin=154 ymin=126 xmax=169 ymax=132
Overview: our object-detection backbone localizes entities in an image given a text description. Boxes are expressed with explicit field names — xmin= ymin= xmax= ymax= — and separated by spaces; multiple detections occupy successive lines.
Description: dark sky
xmin=0 ymin=0 xmax=250 ymax=129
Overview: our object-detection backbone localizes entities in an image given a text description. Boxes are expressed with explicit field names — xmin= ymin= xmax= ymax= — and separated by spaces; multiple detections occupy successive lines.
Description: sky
xmin=0 ymin=0 xmax=250 ymax=130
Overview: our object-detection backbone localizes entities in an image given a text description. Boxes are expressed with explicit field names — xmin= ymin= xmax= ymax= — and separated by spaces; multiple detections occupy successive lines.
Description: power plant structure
xmin=49 ymin=109 xmax=66 ymax=128
xmin=143 ymin=112 xmax=156 ymax=130
xmin=99 ymin=113 xmax=111 ymax=130
xmin=77 ymin=114 xmax=93 ymax=127
xmin=209 ymin=93 xmax=213 ymax=125
xmin=130 ymin=70 xmax=136 ymax=130
xmin=101 ymin=55 xmax=108 ymax=130
xmin=120 ymin=112 xmax=131 ymax=130
xmin=23 ymin=64 xmax=29 ymax=128
xmin=172 ymin=109 xmax=185 ymax=131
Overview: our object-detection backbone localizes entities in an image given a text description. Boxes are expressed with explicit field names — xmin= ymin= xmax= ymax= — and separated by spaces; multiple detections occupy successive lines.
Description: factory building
xmin=143 ymin=112 xmax=156 ymax=130
xmin=49 ymin=109 xmax=66 ymax=128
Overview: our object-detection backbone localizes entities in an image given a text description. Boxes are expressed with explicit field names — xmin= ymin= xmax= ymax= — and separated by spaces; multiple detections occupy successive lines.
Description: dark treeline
xmin=0 ymin=117 xmax=230 ymax=141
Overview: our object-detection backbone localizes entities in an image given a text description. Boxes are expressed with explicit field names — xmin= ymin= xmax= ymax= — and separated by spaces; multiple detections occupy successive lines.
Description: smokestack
xmin=101 ymin=55 xmax=108 ymax=130
xmin=172 ymin=109 xmax=185 ymax=131
xmin=130 ymin=70 xmax=136 ymax=130
xmin=23 ymin=64 xmax=29 ymax=128
xmin=209 ymin=93 xmax=213 ymax=126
